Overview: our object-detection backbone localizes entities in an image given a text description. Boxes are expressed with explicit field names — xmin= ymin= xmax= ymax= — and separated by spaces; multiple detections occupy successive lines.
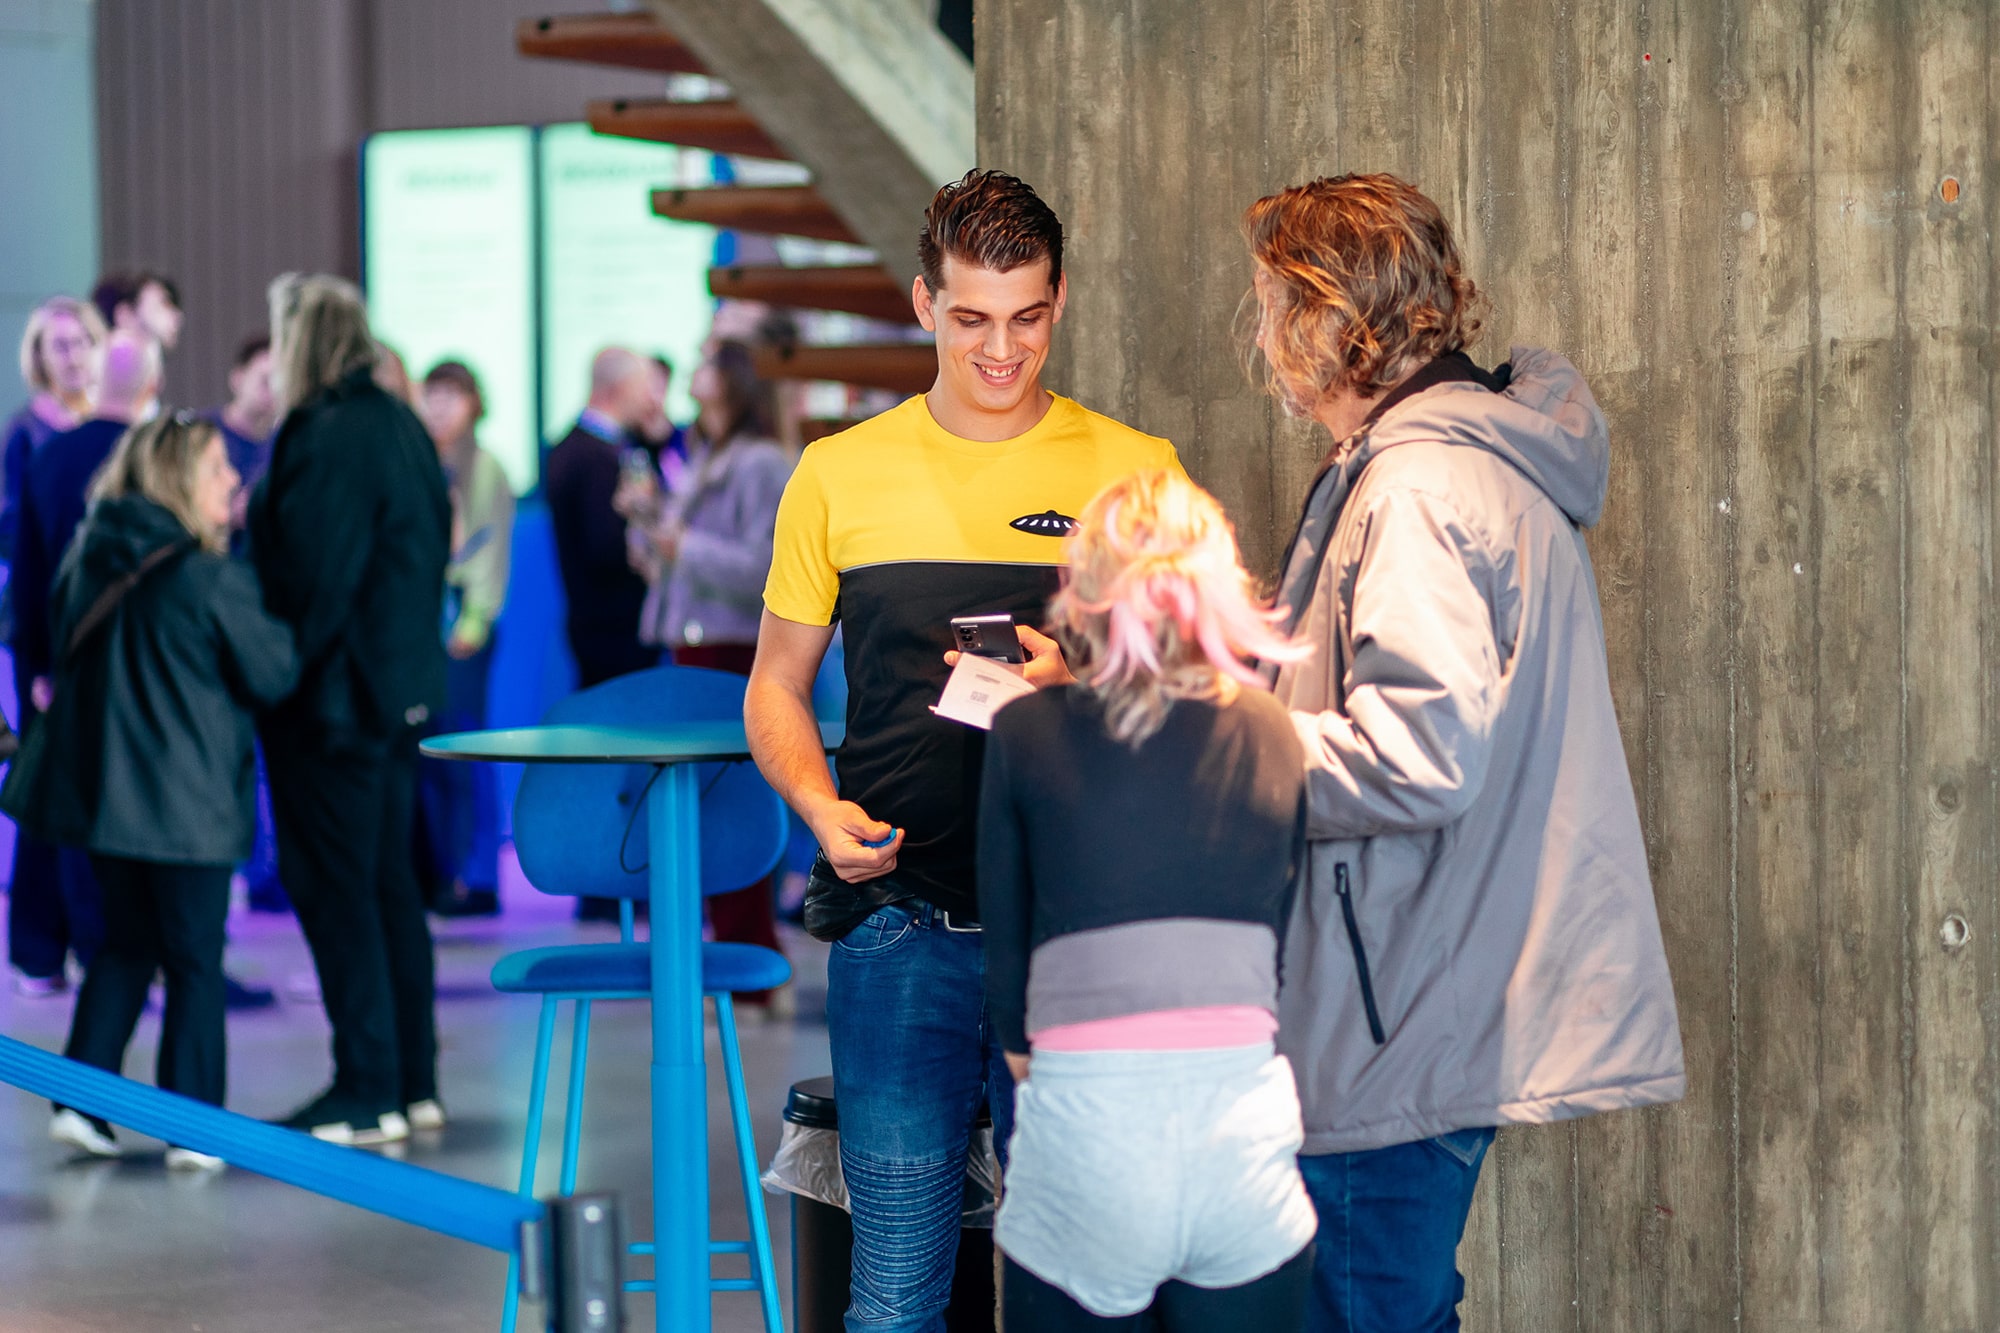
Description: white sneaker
xmin=12 ymin=970 xmax=67 ymax=998
xmin=405 ymin=1098 xmax=447 ymax=1132
xmin=310 ymin=1109 xmax=410 ymax=1147
xmin=50 ymin=1108 xmax=120 ymax=1158
xmin=165 ymin=1146 xmax=225 ymax=1172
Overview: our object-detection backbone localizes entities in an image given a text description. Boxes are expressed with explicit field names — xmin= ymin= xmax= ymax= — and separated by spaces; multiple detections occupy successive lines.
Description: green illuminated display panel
xmin=537 ymin=124 xmax=717 ymax=440
xmin=362 ymin=127 xmax=537 ymax=492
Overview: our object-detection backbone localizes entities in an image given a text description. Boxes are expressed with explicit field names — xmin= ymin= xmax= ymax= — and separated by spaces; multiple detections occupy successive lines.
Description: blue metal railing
xmin=0 ymin=1033 xmax=619 ymax=1327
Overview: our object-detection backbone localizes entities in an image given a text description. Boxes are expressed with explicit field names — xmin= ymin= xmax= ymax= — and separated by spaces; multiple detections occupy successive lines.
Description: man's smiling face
xmin=915 ymin=254 xmax=1068 ymax=431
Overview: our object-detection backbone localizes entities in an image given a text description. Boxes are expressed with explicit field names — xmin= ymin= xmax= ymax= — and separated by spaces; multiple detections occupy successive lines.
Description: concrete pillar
xmin=980 ymin=3 xmax=2000 ymax=1328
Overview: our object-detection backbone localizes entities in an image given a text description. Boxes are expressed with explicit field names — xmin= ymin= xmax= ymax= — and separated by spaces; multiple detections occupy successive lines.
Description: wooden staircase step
xmin=709 ymin=264 xmax=915 ymax=324
xmin=586 ymin=98 xmax=792 ymax=162
xmin=753 ymin=344 xmax=934 ymax=395
xmin=653 ymin=186 xmax=859 ymax=244
xmin=516 ymin=13 xmax=707 ymax=75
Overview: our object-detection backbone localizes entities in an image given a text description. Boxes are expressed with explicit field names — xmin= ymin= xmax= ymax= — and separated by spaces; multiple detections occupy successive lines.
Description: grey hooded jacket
xmin=1271 ymin=347 xmax=1685 ymax=1155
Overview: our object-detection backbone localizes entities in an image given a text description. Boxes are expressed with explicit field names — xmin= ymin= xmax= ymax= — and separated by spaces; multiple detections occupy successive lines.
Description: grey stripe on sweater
xmin=1026 ymin=918 xmax=1278 ymax=1035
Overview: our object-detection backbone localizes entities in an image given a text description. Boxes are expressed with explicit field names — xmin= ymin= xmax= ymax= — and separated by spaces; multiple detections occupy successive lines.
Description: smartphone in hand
xmin=950 ymin=613 xmax=1027 ymax=664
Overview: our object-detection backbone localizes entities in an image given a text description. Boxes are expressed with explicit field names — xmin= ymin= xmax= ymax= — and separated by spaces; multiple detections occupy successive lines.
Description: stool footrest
xmin=709 ymin=1240 xmax=750 ymax=1254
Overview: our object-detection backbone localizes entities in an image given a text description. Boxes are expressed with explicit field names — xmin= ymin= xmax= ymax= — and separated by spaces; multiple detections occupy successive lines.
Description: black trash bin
xmin=781 ymin=1076 xmax=996 ymax=1333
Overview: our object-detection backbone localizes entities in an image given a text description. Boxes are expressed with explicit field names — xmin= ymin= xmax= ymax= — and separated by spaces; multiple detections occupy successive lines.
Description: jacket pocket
xmin=1335 ymin=862 xmax=1386 ymax=1045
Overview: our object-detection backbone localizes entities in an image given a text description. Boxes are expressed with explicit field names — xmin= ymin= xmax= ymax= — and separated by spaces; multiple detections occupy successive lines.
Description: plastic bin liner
xmin=762 ymin=1121 xmax=999 ymax=1229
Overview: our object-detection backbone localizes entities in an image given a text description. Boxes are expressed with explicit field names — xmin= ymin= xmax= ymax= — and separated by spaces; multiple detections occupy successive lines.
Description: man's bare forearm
xmin=745 ymin=669 xmax=839 ymax=826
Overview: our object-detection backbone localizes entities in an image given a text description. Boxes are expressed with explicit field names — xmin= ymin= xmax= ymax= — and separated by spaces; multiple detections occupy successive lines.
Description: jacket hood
xmin=1355 ymin=346 xmax=1611 ymax=528
xmin=69 ymin=495 xmax=198 ymax=594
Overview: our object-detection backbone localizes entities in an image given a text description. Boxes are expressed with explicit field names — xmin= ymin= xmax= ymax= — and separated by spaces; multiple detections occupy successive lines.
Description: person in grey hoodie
xmin=1243 ymin=175 xmax=1686 ymax=1332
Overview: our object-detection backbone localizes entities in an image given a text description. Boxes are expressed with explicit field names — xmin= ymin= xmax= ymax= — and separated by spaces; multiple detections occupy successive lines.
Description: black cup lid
xmin=784 ymin=1076 xmax=839 ymax=1128
xmin=783 ymin=1076 xmax=992 ymax=1131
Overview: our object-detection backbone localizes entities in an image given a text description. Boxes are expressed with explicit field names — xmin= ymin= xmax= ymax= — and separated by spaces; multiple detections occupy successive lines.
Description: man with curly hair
xmin=1243 ymin=174 xmax=1686 ymax=1332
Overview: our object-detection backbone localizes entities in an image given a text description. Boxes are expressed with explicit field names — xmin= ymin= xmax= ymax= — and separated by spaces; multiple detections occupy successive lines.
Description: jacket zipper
xmin=1335 ymin=862 xmax=1386 ymax=1045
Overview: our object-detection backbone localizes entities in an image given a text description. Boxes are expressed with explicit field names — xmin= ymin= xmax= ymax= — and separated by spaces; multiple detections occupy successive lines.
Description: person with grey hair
xmin=544 ymin=345 xmax=661 ymax=689
xmin=248 ymin=273 xmax=451 ymax=1146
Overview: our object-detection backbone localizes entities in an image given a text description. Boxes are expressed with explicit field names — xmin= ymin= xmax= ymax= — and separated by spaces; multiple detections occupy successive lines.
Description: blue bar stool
xmin=495 ymin=666 xmax=790 ymax=1333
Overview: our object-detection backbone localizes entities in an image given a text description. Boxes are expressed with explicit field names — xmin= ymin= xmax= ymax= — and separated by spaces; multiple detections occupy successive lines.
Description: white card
xmin=930 ymin=653 xmax=1037 ymax=730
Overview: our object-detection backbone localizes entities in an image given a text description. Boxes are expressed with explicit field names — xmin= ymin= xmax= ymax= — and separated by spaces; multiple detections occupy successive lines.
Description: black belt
xmin=802 ymin=853 xmax=980 ymax=941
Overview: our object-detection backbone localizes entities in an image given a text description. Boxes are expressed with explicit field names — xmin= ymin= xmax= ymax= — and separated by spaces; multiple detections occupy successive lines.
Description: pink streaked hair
xmin=1049 ymin=469 xmax=1311 ymax=745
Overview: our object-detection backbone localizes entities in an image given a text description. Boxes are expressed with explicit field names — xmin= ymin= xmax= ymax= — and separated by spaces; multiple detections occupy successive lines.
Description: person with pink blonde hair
xmin=976 ymin=469 xmax=1318 ymax=1331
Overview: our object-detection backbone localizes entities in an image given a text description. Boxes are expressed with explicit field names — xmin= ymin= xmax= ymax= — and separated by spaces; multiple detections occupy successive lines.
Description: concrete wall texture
xmin=981 ymin=2 xmax=1998 ymax=1329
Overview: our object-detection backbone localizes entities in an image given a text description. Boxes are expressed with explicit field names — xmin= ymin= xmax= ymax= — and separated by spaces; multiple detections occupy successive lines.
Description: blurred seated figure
xmin=414 ymin=360 xmax=514 ymax=918
xmin=0 ymin=414 xmax=296 ymax=1168
xmin=620 ymin=337 xmax=794 ymax=1011
xmin=249 ymin=274 xmax=450 ymax=1147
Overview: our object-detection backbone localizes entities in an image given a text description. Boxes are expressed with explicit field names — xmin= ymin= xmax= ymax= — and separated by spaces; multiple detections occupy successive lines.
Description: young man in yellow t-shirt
xmin=748 ymin=170 xmax=1180 ymax=1329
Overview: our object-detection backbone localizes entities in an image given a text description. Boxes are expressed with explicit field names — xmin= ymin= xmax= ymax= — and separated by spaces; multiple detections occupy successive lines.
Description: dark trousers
xmin=672 ymin=643 xmax=781 ymax=1000
xmin=266 ymin=732 xmax=437 ymax=1110
xmin=64 ymin=856 xmax=231 ymax=1106
xmin=1002 ymin=1249 xmax=1314 ymax=1332
xmin=7 ymin=681 xmax=104 ymax=977
xmin=573 ymin=643 xmax=659 ymax=691
xmin=416 ymin=639 xmax=502 ymax=895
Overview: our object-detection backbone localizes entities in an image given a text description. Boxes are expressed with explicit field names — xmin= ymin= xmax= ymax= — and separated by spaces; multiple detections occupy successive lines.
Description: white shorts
xmin=996 ymin=1043 xmax=1317 ymax=1318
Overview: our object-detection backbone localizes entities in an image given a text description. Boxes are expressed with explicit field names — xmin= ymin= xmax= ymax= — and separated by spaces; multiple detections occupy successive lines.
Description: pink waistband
xmin=1029 ymin=1005 xmax=1278 ymax=1053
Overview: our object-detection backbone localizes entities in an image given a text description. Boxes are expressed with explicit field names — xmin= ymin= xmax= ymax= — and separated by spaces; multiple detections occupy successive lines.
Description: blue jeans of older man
xmin=1298 ymin=1126 xmax=1496 ymax=1333
xmin=827 ymin=901 xmax=1015 ymax=1333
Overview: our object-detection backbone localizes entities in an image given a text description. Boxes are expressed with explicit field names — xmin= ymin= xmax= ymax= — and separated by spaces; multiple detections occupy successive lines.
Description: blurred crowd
xmin=0 ymin=269 xmax=798 ymax=1159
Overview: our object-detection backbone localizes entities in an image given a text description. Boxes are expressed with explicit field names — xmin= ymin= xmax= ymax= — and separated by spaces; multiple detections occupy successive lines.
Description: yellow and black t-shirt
xmin=765 ymin=392 xmax=1181 ymax=915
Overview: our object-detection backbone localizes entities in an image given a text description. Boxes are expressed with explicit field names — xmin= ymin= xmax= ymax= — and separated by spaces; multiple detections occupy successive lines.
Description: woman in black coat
xmin=1 ymin=413 xmax=298 ymax=1168
xmin=247 ymin=274 xmax=451 ymax=1146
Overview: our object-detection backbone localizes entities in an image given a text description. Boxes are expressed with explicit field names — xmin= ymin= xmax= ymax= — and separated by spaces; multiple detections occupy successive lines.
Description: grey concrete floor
xmin=0 ymin=875 xmax=833 ymax=1333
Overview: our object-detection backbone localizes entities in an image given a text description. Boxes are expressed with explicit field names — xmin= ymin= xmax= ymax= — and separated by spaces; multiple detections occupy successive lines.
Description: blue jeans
xmin=827 ymin=902 xmax=1015 ymax=1333
xmin=1297 ymin=1127 xmax=1495 ymax=1333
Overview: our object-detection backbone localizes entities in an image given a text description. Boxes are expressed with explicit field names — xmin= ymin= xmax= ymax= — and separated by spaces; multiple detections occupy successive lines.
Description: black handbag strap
xmin=61 ymin=539 xmax=196 ymax=667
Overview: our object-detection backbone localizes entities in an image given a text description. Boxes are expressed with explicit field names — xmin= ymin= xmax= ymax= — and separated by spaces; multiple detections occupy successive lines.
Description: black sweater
xmin=1 ymin=496 xmax=298 ymax=864
xmin=976 ymin=685 xmax=1307 ymax=1053
xmin=247 ymin=367 xmax=449 ymax=742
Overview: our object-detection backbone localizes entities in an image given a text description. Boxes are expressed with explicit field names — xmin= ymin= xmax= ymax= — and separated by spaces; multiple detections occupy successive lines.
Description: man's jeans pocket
xmin=831 ymin=905 xmax=919 ymax=957
xmin=1419 ymin=1125 xmax=1497 ymax=1171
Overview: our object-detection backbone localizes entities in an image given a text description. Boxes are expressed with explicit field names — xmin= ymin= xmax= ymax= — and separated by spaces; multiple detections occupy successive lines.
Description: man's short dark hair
xmin=233 ymin=334 xmax=270 ymax=370
xmin=91 ymin=270 xmax=181 ymax=326
xmin=917 ymin=169 xmax=1063 ymax=293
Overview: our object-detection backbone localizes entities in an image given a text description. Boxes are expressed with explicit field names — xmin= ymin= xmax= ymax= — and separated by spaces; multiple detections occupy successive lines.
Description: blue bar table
xmin=422 ymin=720 xmax=842 ymax=1333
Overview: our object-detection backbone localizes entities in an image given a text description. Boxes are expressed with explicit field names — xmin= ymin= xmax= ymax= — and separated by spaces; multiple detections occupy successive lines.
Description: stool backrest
xmin=511 ymin=665 xmax=789 ymax=902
